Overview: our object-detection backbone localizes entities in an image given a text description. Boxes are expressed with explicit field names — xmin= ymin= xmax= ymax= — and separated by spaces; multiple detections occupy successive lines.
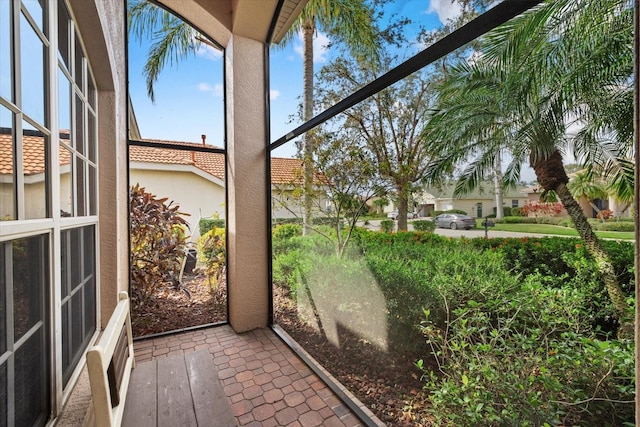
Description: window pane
xmin=0 ymin=364 xmax=6 ymax=427
xmin=57 ymin=0 xmax=70 ymax=69
xmin=74 ymin=93 xmax=84 ymax=155
xmin=59 ymin=144 xmax=72 ymax=216
xmin=0 ymin=109 xmax=15 ymax=220
xmin=61 ymin=226 xmax=96 ymax=386
xmin=0 ymin=0 xmax=11 ymax=101
xmin=0 ymin=244 xmax=6 ymax=355
xmin=88 ymin=72 xmax=96 ymax=110
xmin=13 ymin=236 xmax=45 ymax=341
xmin=76 ymin=159 xmax=85 ymax=216
xmin=15 ymin=328 xmax=48 ymax=426
xmin=70 ymin=228 xmax=80 ymax=286
xmin=87 ymin=111 xmax=96 ymax=163
xmin=20 ymin=12 xmax=45 ymax=125
xmin=74 ymin=37 xmax=83 ymax=90
xmin=60 ymin=229 xmax=69 ymax=298
xmin=58 ymin=68 xmax=71 ymax=136
xmin=23 ymin=125 xmax=48 ymax=219
xmin=22 ymin=0 xmax=44 ymax=33
xmin=88 ymin=164 xmax=96 ymax=215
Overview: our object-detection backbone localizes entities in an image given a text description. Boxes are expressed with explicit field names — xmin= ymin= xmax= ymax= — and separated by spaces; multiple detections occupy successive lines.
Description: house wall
xmin=130 ymin=169 xmax=226 ymax=237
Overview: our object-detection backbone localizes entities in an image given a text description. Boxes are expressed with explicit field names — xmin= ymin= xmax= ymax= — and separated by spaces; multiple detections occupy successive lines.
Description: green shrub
xmin=467 ymin=236 xmax=635 ymax=333
xmin=356 ymin=232 xmax=519 ymax=354
xmin=198 ymin=227 xmax=226 ymax=292
xmin=592 ymin=221 xmax=635 ymax=232
xmin=380 ymin=219 xmax=395 ymax=233
xmin=199 ymin=218 xmax=225 ymax=235
xmin=420 ymin=280 xmax=635 ymax=426
xmin=511 ymin=206 xmax=523 ymax=216
xmin=412 ymin=220 xmax=436 ymax=232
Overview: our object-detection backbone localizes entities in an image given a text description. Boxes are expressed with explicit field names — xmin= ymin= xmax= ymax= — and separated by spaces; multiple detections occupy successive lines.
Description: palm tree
xmin=278 ymin=0 xmax=380 ymax=234
xmin=425 ymin=0 xmax=634 ymax=332
xmin=128 ymin=0 xmax=218 ymax=103
xmin=567 ymin=171 xmax=609 ymax=221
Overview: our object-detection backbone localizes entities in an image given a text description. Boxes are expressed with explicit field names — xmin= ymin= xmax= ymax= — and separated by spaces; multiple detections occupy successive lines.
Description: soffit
xmin=158 ymin=0 xmax=307 ymax=46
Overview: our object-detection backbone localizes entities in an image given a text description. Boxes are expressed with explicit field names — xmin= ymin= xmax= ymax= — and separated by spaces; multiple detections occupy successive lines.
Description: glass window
xmin=74 ymin=37 xmax=83 ymax=90
xmin=22 ymin=123 xmax=48 ymax=219
xmin=22 ymin=0 xmax=44 ymax=32
xmin=58 ymin=68 xmax=71 ymax=137
xmin=0 ymin=236 xmax=50 ymax=427
xmin=59 ymin=143 xmax=73 ymax=216
xmin=512 ymin=199 xmax=519 ymax=208
xmin=60 ymin=225 xmax=96 ymax=386
xmin=57 ymin=0 xmax=70 ymax=69
xmin=0 ymin=0 xmax=11 ymax=101
xmin=20 ymin=12 xmax=46 ymax=126
xmin=0 ymin=107 xmax=15 ymax=221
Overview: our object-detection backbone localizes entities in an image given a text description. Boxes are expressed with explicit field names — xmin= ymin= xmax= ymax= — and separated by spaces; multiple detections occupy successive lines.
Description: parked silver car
xmin=387 ymin=210 xmax=418 ymax=220
xmin=434 ymin=213 xmax=476 ymax=230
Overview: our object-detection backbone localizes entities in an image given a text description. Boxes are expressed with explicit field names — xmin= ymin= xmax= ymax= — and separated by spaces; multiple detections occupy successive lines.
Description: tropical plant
xmin=424 ymin=0 xmax=634 ymax=333
xmin=129 ymin=184 xmax=188 ymax=309
xmin=567 ymin=171 xmax=609 ymax=222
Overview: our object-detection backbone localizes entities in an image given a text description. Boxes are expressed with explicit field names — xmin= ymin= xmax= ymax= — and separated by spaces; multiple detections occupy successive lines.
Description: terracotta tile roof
xmin=129 ymin=140 xmax=226 ymax=181
xmin=0 ymin=132 xmax=71 ymax=175
xmin=0 ymin=133 xmax=326 ymax=185
xmin=132 ymin=138 xmax=327 ymax=185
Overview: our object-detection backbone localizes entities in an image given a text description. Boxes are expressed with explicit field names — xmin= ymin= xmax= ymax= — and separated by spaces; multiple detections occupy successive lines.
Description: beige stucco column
xmin=225 ymin=34 xmax=270 ymax=332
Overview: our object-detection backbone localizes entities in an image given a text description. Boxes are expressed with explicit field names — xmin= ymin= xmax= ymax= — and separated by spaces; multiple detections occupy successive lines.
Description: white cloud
xmin=294 ymin=30 xmax=331 ymax=63
xmin=270 ymin=90 xmax=281 ymax=100
xmin=196 ymin=43 xmax=223 ymax=60
xmin=197 ymin=82 xmax=223 ymax=97
xmin=426 ymin=0 xmax=463 ymax=24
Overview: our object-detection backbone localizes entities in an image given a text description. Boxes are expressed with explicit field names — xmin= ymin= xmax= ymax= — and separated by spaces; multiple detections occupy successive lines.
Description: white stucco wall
xmin=130 ymin=168 xmax=226 ymax=238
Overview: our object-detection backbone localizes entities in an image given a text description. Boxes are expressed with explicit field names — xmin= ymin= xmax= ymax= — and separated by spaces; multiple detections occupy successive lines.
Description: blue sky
xmin=128 ymin=0 xmax=450 ymax=147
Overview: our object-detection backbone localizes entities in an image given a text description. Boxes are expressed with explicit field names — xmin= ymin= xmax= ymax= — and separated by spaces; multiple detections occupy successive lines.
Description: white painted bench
xmin=86 ymin=291 xmax=136 ymax=427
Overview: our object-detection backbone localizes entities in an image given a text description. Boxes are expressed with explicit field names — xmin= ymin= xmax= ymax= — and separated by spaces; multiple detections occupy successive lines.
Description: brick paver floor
xmin=133 ymin=325 xmax=383 ymax=426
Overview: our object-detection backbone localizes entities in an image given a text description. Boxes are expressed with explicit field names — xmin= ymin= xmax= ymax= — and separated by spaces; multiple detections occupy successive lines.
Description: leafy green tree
xmin=424 ymin=0 xmax=634 ymax=331
xmin=317 ymin=52 xmax=437 ymax=231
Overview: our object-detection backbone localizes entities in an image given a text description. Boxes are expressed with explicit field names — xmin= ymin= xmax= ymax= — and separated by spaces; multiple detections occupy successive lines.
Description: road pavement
xmin=361 ymin=219 xmax=552 ymax=239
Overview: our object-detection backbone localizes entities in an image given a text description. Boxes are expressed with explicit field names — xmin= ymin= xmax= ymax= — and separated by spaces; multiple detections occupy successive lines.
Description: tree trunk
xmin=533 ymin=150 xmax=632 ymax=335
xmin=397 ymin=194 xmax=409 ymax=231
xmin=302 ymin=20 xmax=314 ymax=235
xmin=494 ymin=151 xmax=504 ymax=219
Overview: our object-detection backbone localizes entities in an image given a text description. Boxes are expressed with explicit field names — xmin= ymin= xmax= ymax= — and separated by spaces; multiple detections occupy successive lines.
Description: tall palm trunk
xmin=494 ymin=151 xmax=504 ymax=219
xmin=302 ymin=20 xmax=314 ymax=235
xmin=533 ymin=150 xmax=632 ymax=335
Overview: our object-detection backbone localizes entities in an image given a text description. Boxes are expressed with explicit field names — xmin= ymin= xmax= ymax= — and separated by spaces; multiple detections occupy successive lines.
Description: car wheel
xmin=450 ymin=222 xmax=458 ymax=230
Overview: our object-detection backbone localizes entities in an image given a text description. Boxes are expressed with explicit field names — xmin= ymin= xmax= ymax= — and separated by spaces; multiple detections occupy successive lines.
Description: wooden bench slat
xmin=185 ymin=350 xmax=237 ymax=427
xmin=157 ymin=355 xmax=197 ymax=427
xmin=122 ymin=359 xmax=157 ymax=427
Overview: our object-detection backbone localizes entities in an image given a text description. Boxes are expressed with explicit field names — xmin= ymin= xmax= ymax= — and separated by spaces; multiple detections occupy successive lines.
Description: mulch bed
xmin=131 ymin=270 xmax=227 ymax=337
xmin=131 ymin=275 xmax=432 ymax=425
xmin=273 ymin=286 xmax=432 ymax=426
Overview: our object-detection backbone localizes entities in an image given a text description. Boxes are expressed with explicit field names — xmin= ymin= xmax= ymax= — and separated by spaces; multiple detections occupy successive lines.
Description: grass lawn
xmin=487 ymin=221 xmax=635 ymax=240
